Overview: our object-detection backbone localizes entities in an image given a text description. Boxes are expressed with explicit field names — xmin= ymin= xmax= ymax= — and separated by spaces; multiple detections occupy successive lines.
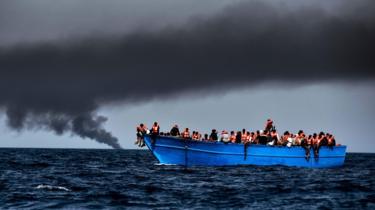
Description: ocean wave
xmin=35 ymin=184 xmax=71 ymax=192
xmin=154 ymin=163 xmax=177 ymax=166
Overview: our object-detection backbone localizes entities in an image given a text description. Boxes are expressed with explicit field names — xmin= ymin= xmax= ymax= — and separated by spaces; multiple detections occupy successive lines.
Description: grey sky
xmin=1 ymin=82 xmax=374 ymax=152
xmin=0 ymin=0 xmax=240 ymax=46
xmin=0 ymin=0 xmax=374 ymax=152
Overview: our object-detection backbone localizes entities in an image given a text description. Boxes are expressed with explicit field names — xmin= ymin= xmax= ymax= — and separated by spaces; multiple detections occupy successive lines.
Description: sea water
xmin=0 ymin=149 xmax=374 ymax=209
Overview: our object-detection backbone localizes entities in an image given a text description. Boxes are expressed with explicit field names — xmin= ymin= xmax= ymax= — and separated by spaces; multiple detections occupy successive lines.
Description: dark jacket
xmin=170 ymin=127 xmax=180 ymax=136
xmin=210 ymin=132 xmax=218 ymax=141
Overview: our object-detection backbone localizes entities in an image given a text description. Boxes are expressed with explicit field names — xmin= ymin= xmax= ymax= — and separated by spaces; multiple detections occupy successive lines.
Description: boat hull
xmin=144 ymin=135 xmax=346 ymax=168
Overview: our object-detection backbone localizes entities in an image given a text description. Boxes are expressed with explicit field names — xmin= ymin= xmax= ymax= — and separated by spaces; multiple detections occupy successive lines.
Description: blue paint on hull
xmin=144 ymin=135 xmax=346 ymax=168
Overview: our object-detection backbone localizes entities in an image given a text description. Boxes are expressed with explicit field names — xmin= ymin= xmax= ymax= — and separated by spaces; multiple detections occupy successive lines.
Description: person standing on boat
xmin=265 ymin=119 xmax=274 ymax=132
xmin=150 ymin=122 xmax=160 ymax=144
xmin=170 ymin=124 xmax=180 ymax=137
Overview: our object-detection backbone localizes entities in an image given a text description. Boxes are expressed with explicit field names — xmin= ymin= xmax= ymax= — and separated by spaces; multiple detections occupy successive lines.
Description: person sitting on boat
xmin=235 ymin=131 xmax=242 ymax=143
xmin=287 ymin=133 xmax=295 ymax=147
xmin=307 ymin=135 xmax=313 ymax=146
xmin=170 ymin=124 xmax=180 ymax=137
xmin=252 ymin=130 xmax=260 ymax=144
xmin=258 ymin=130 xmax=268 ymax=145
xmin=301 ymin=133 xmax=311 ymax=160
xmin=203 ymin=133 xmax=209 ymax=141
xmin=209 ymin=129 xmax=218 ymax=142
xmin=192 ymin=131 xmax=201 ymax=141
xmin=182 ymin=128 xmax=190 ymax=139
xmin=250 ymin=132 xmax=256 ymax=144
xmin=264 ymin=119 xmax=274 ymax=132
xmin=313 ymin=132 xmax=327 ymax=159
xmin=320 ymin=132 xmax=329 ymax=146
xmin=229 ymin=131 xmax=236 ymax=143
xmin=191 ymin=131 xmax=197 ymax=140
xmin=327 ymin=134 xmax=336 ymax=148
xmin=221 ymin=130 xmax=230 ymax=143
xmin=269 ymin=130 xmax=279 ymax=145
xmin=312 ymin=133 xmax=318 ymax=145
xmin=246 ymin=131 xmax=251 ymax=143
xmin=241 ymin=129 xmax=248 ymax=143
xmin=294 ymin=130 xmax=306 ymax=146
xmin=280 ymin=131 xmax=290 ymax=146
xmin=316 ymin=132 xmax=328 ymax=146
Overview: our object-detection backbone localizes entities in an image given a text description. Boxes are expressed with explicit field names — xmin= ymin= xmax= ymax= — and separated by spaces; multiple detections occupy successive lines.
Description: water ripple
xmin=0 ymin=149 xmax=373 ymax=209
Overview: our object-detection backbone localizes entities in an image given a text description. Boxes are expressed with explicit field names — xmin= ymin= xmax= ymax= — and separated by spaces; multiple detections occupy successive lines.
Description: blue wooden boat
xmin=144 ymin=135 xmax=346 ymax=168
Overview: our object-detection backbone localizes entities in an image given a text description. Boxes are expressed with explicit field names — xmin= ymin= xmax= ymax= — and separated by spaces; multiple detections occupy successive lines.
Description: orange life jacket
xmin=246 ymin=135 xmax=251 ymax=142
xmin=152 ymin=125 xmax=159 ymax=134
xmin=328 ymin=137 xmax=334 ymax=145
xmin=183 ymin=131 xmax=190 ymax=138
xmin=192 ymin=134 xmax=198 ymax=140
xmin=230 ymin=135 xmax=236 ymax=143
xmin=241 ymin=133 xmax=248 ymax=141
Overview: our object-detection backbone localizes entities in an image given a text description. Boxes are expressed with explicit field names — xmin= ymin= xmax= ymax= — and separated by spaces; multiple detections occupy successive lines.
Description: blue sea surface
xmin=0 ymin=149 xmax=374 ymax=209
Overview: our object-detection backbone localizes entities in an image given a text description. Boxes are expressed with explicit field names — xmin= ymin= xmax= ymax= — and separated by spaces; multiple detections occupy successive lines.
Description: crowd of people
xmin=135 ymin=119 xmax=338 ymax=159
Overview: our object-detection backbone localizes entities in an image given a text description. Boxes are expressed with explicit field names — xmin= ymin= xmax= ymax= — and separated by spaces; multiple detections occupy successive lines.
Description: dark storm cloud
xmin=0 ymin=0 xmax=374 ymax=148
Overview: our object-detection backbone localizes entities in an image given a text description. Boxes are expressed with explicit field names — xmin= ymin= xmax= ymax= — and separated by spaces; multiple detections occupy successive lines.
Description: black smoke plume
xmin=0 ymin=0 xmax=374 ymax=148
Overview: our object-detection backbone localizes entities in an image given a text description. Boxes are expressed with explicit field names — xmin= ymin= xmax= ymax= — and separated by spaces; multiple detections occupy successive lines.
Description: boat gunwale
xmin=144 ymin=134 xmax=347 ymax=149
